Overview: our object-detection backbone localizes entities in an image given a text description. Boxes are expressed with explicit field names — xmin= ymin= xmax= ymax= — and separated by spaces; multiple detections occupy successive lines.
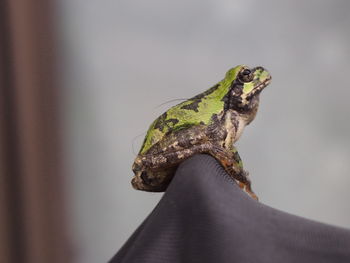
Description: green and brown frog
xmin=132 ymin=65 xmax=271 ymax=200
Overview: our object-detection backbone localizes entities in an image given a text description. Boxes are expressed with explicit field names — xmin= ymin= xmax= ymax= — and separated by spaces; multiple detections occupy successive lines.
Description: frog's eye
xmin=239 ymin=69 xmax=254 ymax=83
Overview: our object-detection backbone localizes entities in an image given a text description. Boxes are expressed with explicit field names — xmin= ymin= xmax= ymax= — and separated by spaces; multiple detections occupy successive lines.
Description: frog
xmin=131 ymin=65 xmax=271 ymax=200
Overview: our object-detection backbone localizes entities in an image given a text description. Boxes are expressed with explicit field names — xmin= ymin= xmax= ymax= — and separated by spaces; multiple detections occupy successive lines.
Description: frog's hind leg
xmin=140 ymin=143 xmax=257 ymax=199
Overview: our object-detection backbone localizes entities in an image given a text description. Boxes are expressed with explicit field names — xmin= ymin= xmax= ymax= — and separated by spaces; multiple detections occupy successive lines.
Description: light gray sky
xmin=58 ymin=0 xmax=350 ymax=262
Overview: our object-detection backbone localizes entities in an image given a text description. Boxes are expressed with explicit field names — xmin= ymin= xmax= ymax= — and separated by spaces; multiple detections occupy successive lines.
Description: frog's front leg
xmin=220 ymin=110 xmax=257 ymax=199
xmin=228 ymin=146 xmax=257 ymax=200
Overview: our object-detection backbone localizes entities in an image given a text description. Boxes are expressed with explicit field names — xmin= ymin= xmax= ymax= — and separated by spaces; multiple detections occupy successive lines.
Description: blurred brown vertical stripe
xmin=0 ymin=1 xmax=70 ymax=263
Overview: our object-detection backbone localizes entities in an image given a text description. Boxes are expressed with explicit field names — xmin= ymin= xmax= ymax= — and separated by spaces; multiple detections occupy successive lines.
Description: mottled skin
xmin=132 ymin=65 xmax=271 ymax=199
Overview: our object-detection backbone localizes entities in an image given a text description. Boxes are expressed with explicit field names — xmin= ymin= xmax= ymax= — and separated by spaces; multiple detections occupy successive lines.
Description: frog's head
xmin=226 ymin=65 xmax=271 ymax=114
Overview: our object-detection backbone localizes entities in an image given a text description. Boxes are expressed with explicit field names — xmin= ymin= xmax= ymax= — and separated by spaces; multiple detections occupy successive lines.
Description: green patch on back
xmin=139 ymin=66 xmax=243 ymax=154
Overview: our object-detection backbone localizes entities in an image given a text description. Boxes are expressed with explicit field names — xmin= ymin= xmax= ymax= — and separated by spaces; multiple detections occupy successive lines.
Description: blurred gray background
xmin=57 ymin=0 xmax=350 ymax=262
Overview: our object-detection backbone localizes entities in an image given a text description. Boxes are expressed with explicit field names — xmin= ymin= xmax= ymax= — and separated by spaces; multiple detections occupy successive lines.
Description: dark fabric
xmin=111 ymin=154 xmax=350 ymax=263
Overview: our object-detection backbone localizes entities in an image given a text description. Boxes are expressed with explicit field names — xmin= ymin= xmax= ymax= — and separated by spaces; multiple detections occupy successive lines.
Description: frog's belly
xmin=234 ymin=119 xmax=246 ymax=142
xmin=224 ymin=111 xmax=246 ymax=146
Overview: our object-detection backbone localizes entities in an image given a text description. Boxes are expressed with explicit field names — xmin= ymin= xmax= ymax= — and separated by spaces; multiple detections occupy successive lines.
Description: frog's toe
xmin=131 ymin=174 xmax=143 ymax=190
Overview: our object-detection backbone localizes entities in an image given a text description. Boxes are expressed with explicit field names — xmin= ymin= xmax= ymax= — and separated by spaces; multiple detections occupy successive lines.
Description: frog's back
xmin=139 ymin=80 xmax=231 ymax=155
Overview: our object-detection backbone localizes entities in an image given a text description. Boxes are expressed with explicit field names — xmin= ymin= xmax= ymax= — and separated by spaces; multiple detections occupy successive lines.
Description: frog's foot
xmin=236 ymin=172 xmax=258 ymax=201
xmin=132 ymin=160 xmax=176 ymax=192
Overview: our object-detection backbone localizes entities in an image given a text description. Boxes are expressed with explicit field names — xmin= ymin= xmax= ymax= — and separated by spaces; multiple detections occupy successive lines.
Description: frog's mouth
xmin=246 ymin=75 xmax=272 ymax=100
